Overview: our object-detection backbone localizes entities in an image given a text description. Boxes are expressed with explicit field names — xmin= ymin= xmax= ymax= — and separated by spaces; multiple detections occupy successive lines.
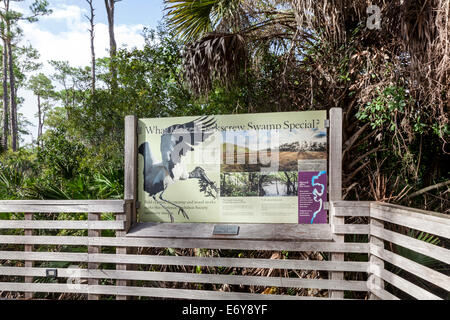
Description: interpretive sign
xmin=137 ymin=111 xmax=327 ymax=223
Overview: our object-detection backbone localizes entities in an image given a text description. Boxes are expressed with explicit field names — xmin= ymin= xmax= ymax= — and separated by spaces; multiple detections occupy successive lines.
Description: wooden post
xmin=88 ymin=212 xmax=101 ymax=300
xmin=24 ymin=213 xmax=33 ymax=299
xmin=368 ymin=217 xmax=385 ymax=299
xmin=124 ymin=115 xmax=138 ymax=229
xmin=329 ymin=107 xmax=344 ymax=299
xmin=116 ymin=115 xmax=138 ymax=300
xmin=116 ymin=201 xmax=134 ymax=300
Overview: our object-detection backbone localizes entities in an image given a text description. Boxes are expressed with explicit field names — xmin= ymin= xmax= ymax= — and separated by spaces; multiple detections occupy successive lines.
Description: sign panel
xmin=298 ymin=171 xmax=328 ymax=224
xmin=137 ymin=111 xmax=327 ymax=224
xmin=298 ymin=159 xmax=328 ymax=224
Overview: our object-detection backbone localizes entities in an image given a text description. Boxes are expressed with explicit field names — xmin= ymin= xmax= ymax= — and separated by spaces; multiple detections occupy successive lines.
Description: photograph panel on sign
xmin=220 ymin=128 xmax=327 ymax=173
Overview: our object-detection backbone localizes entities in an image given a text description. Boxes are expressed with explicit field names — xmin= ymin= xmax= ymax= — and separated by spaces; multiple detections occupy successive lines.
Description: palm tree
xmin=164 ymin=0 xmax=300 ymax=94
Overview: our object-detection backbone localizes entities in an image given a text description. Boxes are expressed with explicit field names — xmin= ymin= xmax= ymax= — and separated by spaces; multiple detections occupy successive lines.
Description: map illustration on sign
xmin=298 ymin=164 xmax=328 ymax=224
xmin=311 ymin=171 xmax=327 ymax=223
xmin=137 ymin=111 xmax=327 ymax=224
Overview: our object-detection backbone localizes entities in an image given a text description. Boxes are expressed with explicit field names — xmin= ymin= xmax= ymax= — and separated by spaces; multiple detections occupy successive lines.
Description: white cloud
xmin=16 ymin=3 xmax=146 ymax=145
xmin=45 ymin=4 xmax=87 ymax=23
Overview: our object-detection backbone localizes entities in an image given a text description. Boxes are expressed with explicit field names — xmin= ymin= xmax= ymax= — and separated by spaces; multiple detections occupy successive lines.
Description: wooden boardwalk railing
xmin=367 ymin=203 xmax=449 ymax=300
xmin=0 ymin=200 xmax=448 ymax=300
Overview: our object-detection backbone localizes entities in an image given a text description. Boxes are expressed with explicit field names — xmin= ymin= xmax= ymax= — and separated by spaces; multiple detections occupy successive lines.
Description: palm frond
xmin=183 ymin=32 xmax=246 ymax=94
xmin=164 ymin=0 xmax=242 ymax=42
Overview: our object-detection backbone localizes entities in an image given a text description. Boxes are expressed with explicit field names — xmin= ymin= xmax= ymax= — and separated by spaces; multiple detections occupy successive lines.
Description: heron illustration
xmin=138 ymin=116 xmax=219 ymax=222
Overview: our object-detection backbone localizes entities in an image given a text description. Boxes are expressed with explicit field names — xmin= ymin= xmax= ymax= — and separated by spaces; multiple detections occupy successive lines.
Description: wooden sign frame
xmin=123 ymin=108 xmax=342 ymax=242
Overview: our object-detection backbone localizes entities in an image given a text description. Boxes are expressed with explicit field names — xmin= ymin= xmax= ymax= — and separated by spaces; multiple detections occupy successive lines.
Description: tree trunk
xmin=37 ymin=94 xmax=41 ymax=145
xmin=86 ymin=0 xmax=96 ymax=94
xmin=40 ymin=113 xmax=45 ymax=142
xmin=1 ymin=37 xmax=8 ymax=151
xmin=284 ymin=172 xmax=292 ymax=195
xmin=104 ymin=0 xmax=117 ymax=91
xmin=6 ymin=31 xmax=17 ymax=151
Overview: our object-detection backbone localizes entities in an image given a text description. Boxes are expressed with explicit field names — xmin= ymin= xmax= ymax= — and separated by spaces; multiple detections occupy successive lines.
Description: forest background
xmin=1 ymin=0 xmax=447 ymax=214
xmin=0 ymin=0 xmax=448 ymax=300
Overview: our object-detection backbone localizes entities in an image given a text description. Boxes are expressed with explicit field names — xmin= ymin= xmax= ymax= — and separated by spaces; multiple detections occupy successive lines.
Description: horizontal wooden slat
xmin=370 ymin=203 xmax=450 ymax=239
xmin=370 ymin=225 xmax=450 ymax=265
xmin=90 ymin=285 xmax=323 ymax=300
xmin=334 ymin=206 xmax=370 ymax=217
xmin=369 ymin=244 xmax=450 ymax=292
xmin=0 ymin=235 xmax=90 ymax=246
xmin=369 ymin=283 xmax=400 ymax=300
xmin=372 ymin=202 xmax=450 ymax=220
xmin=0 ymin=256 xmax=367 ymax=272
xmin=369 ymin=264 xmax=441 ymax=300
xmin=332 ymin=201 xmax=372 ymax=208
xmin=0 ymin=267 xmax=368 ymax=291
xmin=127 ymin=223 xmax=333 ymax=241
xmin=0 ymin=282 xmax=333 ymax=300
xmin=0 ymin=220 xmax=124 ymax=230
xmin=0 ymin=251 xmax=88 ymax=262
xmin=0 ymin=200 xmax=125 ymax=213
xmin=119 ymin=239 xmax=368 ymax=253
xmin=0 ymin=235 xmax=369 ymax=253
xmin=0 ymin=251 xmax=367 ymax=273
xmin=333 ymin=224 xmax=369 ymax=234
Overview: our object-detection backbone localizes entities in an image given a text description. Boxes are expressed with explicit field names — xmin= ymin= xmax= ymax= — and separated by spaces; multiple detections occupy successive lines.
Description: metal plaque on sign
xmin=213 ymin=225 xmax=239 ymax=235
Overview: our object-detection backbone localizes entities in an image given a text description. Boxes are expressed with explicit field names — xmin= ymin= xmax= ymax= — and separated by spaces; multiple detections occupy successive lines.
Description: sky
xmin=12 ymin=0 xmax=165 ymax=145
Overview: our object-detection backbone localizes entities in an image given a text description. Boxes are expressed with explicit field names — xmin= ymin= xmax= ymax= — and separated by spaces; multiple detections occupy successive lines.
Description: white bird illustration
xmin=138 ymin=116 xmax=218 ymax=222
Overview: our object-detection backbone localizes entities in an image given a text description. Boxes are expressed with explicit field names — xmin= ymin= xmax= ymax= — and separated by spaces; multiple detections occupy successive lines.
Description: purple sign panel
xmin=298 ymin=171 xmax=327 ymax=224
